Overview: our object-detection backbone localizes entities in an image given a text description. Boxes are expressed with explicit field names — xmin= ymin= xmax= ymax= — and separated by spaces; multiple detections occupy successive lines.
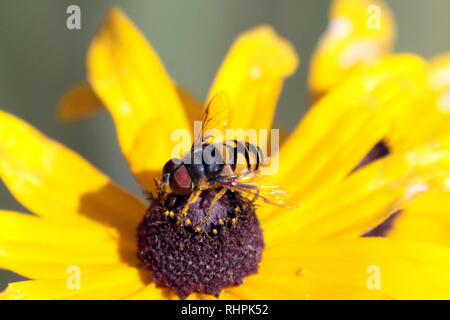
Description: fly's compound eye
xmin=169 ymin=165 xmax=193 ymax=195
xmin=162 ymin=158 xmax=182 ymax=183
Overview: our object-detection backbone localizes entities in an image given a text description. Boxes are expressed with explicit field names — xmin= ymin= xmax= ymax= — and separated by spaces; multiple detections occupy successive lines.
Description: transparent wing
xmin=217 ymin=170 xmax=299 ymax=209
xmin=193 ymin=92 xmax=231 ymax=148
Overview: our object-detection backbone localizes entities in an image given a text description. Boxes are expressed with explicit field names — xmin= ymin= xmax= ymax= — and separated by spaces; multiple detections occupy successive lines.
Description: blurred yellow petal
xmin=122 ymin=88 xmax=201 ymax=193
xmin=58 ymin=83 xmax=103 ymax=122
xmin=387 ymin=52 xmax=450 ymax=151
xmin=388 ymin=191 xmax=450 ymax=247
xmin=309 ymin=0 xmax=395 ymax=96
xmin=271 ymin=54 xmax=427 ymax=206
xmin=0 ymin=109 xmax=146 ymax=233
xmin=385 ymin=92 xmax=436 ymax=152
xmin=125 ymin=283 xmax=175 ymax=300
xmin=58 ymin=81 xmax=201 ymax=129
xmin=1 ymin=266 xmax=149 ymax=300
xmin=0 ymin=210 xmax=137 ymax=279
xmin=229 ymin=238 xmax=450 ymax=299
xmin=429 ymin=53 xmax=450 ymax=91
xmin=264 ymin=136 xmax=450 ymax=243
xmin=208 ymin=26 xmax=298 ymax=148
xmin=177 ymin=85 xmax=203 ymax=126
xmin=87 ymin=7 xmax=190 ymax=190
xmin=127 ymin=286 xmax=224 ymax=300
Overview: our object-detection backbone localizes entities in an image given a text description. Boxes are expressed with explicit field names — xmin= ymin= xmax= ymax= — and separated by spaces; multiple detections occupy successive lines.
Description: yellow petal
xmin=429 ymin=53 xmax=450 ymax=91
xmin=58 ymin=83 xmax=103 ymax=122
xmin=271 ymin=54 xmax=427 ymax=208
xmin=388 ymin=191 xmax=450 ymax=247
xmin=208 ymin=26 xmax=298 ymax=148
xmin=232 ymin=238 xmax=450 ymax=299
xmin=124 ymin=86 xmax=202 ymax=191
xmin=0 ymin=109 xmax=146 ymax=233
xmin=125 ymin=283 xmax=176 ymax=300
xmin=126 ymin=286 xmax=230 ymax=300
xmin=176 ymin=85 xmax=203 ymax=126
xmin=58 ymin=81 xmax=201 ymax=126
xmin=309 ymin=0 xmax=395 ymax=96
xmin=87 ymin=7 xmax=190 ymax=190
xmin=387 ymin=52 xmax=450 ymax=151
xmin=1 ymin=266 xmax=149 ymax=300
xmin=0 ymin=210 xmax=137 ymax=279
xmin=264 ymin=136 xmax=450 ymax=243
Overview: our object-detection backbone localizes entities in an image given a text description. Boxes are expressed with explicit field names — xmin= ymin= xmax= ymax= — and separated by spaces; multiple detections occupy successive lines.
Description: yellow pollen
xmin=212 ymin=229 xmax=218 ymax=235
xmin=169 ymin=211 xmax=174 ymax=218
xmin=185 ymin=219 xmax=191 ymax=225
xmin=218 ymin=219 xmax=224 ymax=225
xmin=164 ymin=211 xmax=169 ymax=217
xmin=232 ymin=218 xmax=237 ymax=224
xmin=195 ymin=227 xmax=202 ymax=233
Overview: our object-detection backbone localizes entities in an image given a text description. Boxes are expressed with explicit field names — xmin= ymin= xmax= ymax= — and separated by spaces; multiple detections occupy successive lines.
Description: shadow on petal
xmin=77 ymin=181 xmax=153 ymax=286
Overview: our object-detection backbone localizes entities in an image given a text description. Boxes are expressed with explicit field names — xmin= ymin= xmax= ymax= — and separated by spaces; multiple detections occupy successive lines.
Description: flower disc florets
xmin=137 ymin=189 xmax=264 ymax=298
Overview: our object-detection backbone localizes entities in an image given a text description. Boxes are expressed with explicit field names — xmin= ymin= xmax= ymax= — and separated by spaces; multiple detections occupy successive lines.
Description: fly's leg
xmin=205 ymin=187 xmax=227 ymax=223
xmin=251 ymin=188 xmax=259 ymax=203
xmin=179 ymin=190 xmax=202 ymax=222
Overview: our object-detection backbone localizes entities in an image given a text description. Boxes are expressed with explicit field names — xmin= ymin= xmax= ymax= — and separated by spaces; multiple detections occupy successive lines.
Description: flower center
xmin=137 ymin=189 xmax=264 ymax=299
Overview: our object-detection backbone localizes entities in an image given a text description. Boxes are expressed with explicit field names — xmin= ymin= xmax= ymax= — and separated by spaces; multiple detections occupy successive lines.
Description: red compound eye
xmin=163 ymin=158 xmax=182 ymax=176
xmin=169 ymin=165 xmax=193 ymax=195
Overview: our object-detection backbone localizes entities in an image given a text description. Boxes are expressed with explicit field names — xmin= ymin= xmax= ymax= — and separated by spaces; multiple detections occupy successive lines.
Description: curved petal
xmin=309 ymin=0 xmax=395 ymax=97
xmin=271 ymin=54 xmax=427 ymax=207
xmin=176 ymin=85 xmax=203 ymax=126
xmin=264 ymin=136 xmax=450 ymax=243
xmin=0 ymin=109 xmax=146 ymax=233
xmin=1 ymin=266 xmax=149 ymax=300
xmin=387 ymin=52 xmax=450 ymax=151
xmin=58 ymin=83 xmax=103 ymax=122
xmin=58 ymin=82 xmax=202 ymax=126
xmin=428 ymin=53 xmax=450 ymax=131
xmin=387 ymin=191 xmax=450 ymax=247
xmin=208 ymin=26 xmax=298 ymax=148
xmin=228 ymin=238 xmax=450 ymax=299
xmin=0 ymin=210 xmax=137 ymax=280
xmin=429 ymin=53 xmax=450 ymax=92
xmin=87 ymin=7 xmax=190 ymax=190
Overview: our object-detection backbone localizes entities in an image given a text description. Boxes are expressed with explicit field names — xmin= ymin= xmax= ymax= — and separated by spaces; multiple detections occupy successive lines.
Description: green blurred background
xmin=0 ymin=0 xmax=449 ymax=290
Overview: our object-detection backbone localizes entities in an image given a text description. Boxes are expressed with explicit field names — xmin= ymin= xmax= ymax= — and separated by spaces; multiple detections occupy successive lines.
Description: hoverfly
xmin=159 ymin=92 xmax=298 ymax=220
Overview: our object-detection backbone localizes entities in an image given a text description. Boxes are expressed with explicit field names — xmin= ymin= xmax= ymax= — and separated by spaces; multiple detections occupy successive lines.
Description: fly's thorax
xmin=182 ymin=143 xmax=227 ymax=185
xmin=181 ymin=149 xmax=203 ymax=185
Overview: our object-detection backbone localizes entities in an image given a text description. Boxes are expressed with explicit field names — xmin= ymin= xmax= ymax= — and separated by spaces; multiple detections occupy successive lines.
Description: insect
xmin=159 ymin=92 xmax=298 ymax=221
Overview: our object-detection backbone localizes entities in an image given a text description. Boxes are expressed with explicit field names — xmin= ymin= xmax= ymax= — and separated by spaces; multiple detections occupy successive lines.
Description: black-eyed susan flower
xmin=1 ymin=5 xmax=450 ymax=299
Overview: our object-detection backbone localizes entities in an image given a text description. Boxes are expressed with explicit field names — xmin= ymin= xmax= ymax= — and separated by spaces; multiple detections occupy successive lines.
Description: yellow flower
xmin=385 ymin=54 xmax=450 ymax=246
xmin=308 ymin=0 xmax=395 ymax=98
xmin=1 ymin=6 xmax=450 ymax=299
xmin=309 ymin=0 xmax=450 ymax=248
